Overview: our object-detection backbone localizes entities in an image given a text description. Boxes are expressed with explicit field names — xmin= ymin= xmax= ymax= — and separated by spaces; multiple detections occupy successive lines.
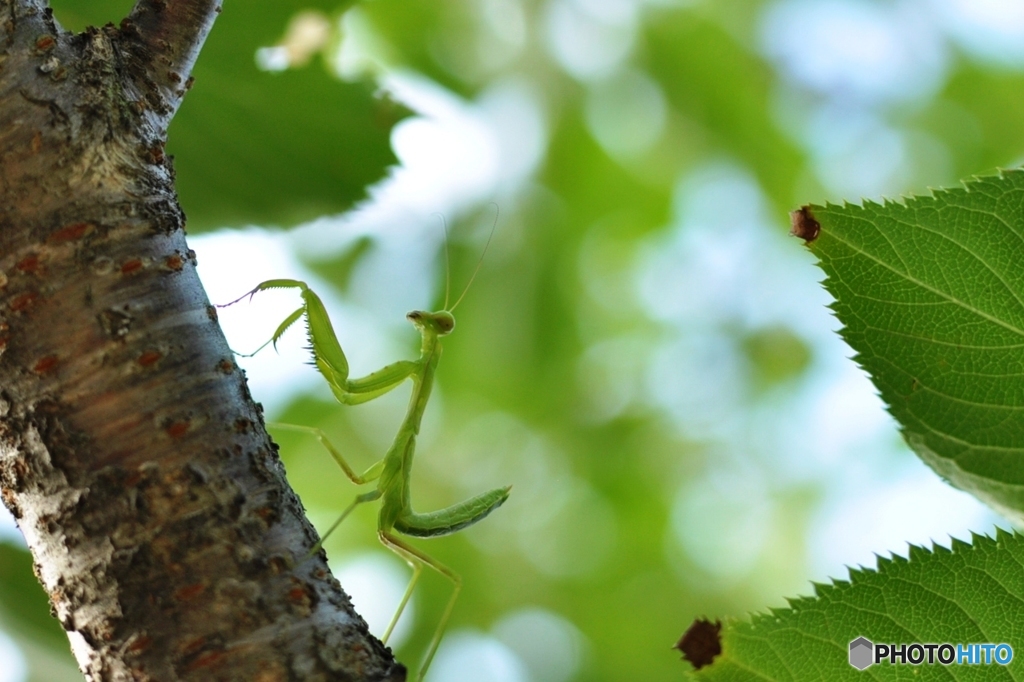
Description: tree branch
xmin=0 ymin=3 xmax=406 ymax=679
xmin=122 ymin=0 xmax=222 ymax=123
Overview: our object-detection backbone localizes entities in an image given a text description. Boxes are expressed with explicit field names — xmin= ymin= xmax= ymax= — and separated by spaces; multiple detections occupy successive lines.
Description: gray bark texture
xmin=0 ymin=1 xmax=405 ymax=679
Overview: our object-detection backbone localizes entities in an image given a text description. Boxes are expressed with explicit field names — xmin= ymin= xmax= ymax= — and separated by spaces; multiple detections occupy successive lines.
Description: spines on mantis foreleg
xmin=394 ymin=486 xmax=512 ymax=538
xmin=300 ymin=287 xmax=350 ymax=385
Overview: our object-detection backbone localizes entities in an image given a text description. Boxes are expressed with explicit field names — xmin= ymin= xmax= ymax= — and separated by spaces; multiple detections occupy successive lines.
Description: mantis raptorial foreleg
xmin=223 ymin=264 xmax=510 ymax=682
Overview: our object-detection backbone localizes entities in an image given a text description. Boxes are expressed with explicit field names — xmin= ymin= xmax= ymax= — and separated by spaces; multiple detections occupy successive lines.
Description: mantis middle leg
xmin=308 ymin=489 xmax=382 ymax=557
xmin=267 ymin=422 xmax=385 ymax=485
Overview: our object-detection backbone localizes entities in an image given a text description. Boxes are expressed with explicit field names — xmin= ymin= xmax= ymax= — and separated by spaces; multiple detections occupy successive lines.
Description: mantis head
xmin=407 ymin=310 xmax=456 ymax=336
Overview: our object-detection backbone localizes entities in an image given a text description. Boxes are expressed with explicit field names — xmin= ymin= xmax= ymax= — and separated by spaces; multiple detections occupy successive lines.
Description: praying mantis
xmin=223 ymin=230 xmax=509 ymax=680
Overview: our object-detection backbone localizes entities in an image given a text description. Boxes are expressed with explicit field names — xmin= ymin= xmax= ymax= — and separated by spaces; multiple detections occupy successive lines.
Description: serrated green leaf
xmin=687 ymin=529 xmax=1024 ymax=680
xmin=53 ymin=1 xmax=404 ymax=231
xmin=806 ymin=170 xmax=1024 ymax=522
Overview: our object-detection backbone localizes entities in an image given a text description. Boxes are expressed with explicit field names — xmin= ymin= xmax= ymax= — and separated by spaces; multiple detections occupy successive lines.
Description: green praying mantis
xmin=223 ymin=228 xmax=509 ymax=680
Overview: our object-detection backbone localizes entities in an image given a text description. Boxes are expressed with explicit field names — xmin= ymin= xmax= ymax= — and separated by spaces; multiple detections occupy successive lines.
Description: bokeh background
xmin=6 ymin=0 xmax=1024 ymax=679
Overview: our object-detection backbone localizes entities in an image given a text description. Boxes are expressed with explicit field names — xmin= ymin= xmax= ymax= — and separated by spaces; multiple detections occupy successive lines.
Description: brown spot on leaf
xmin=121 ymin=259 xmax=144 ymax=275
xmin=48 ymin=221 xmax=94 ymax=244
xmin=137 ymin=350 xmax=163 ymax=367
xmin=676 ymin=618 xmax=722 ymax=670
xmin=32 ymin=355 xmax=58 ymax=374
xmin=790 ymin=206 xmax=821 ymax=243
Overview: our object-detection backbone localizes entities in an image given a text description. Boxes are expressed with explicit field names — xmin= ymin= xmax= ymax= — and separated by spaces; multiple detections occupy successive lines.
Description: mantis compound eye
xmin=434 ymin=311 xmax=455 ymax=335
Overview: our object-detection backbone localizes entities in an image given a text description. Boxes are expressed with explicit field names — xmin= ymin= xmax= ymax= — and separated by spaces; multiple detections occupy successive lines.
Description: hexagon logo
xmin=849 ymin=637 xmax=873 ymax=670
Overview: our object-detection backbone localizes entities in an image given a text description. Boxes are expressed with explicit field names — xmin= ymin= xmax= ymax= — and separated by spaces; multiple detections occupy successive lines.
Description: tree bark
xmin=0 ymin=1 xmax=404 ymax=679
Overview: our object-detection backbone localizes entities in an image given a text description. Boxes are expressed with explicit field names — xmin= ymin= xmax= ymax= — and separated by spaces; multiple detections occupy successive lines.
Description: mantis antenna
xmin=449 ymin=203 xmax=498 ymax=312
xmin=433 ymin=212 xmax=453 ymax=311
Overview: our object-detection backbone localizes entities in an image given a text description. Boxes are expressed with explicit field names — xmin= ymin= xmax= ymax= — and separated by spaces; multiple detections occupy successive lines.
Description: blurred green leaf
xmin=645 ymin=11 xmax=804 ymax=208
xmin=0 ymin=542 xmax=67 ymax=651
xmin=741 ymin=326 xmax=812 ymax=389
xmin=684 ymin=530 xmax=1024 ymax=679
xmin=301 ymin=235 xmax=373 ymax=293
xmin=807 ymin=170 xmax=1024 ymax=522
xmin=54 ymin=0 xmax=404 ymax=231
xmin=358 ymin=0 xmax=479 ymax=94
xmin=939 ymin=65 xmax=1024 ymax=175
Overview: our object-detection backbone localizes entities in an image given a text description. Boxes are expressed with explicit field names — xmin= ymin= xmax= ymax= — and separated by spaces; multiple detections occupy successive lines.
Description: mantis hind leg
xmin=378 ymin=531 xmax=461 ymax=682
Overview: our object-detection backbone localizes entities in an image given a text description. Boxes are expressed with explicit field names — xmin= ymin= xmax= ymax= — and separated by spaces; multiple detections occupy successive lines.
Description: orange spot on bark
xmin=164 ymin=254 xmax=184 ymax=271
xmin=121 ymin=259 xmax=144 ymax=275
xmin=48 ymin=222 xmax=94 ymax=244
xmin=216 ymin=359 xmax=234 ymax=374
xmin=188 ymin=650 xmax=226 ymax=671
xmin=147 ymin=143 xmax=165 ymax=164
xmin=137 ymin=350 xmax=163 ymax=367
xmin=165 ymin=421 xmax=189 ymax=438
xmin=287 ymin=586 xmax=308 ymax=604
xmin=174 ymin=583 xmax=205 ymax=601
xmin=181 ymin=636 xmax=207 ymax=656
xmin=33 ymin=355 xmax=58 ymax=374
xmin=9 ymin=292 xmax=37 ymax=311
xmin=128 ymin=635 xmax=152 ymax=653
xmin=15 ymin=254 xmax=40 ymax=274
xmin=34 ymin=35 xmax=55 ymax=51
